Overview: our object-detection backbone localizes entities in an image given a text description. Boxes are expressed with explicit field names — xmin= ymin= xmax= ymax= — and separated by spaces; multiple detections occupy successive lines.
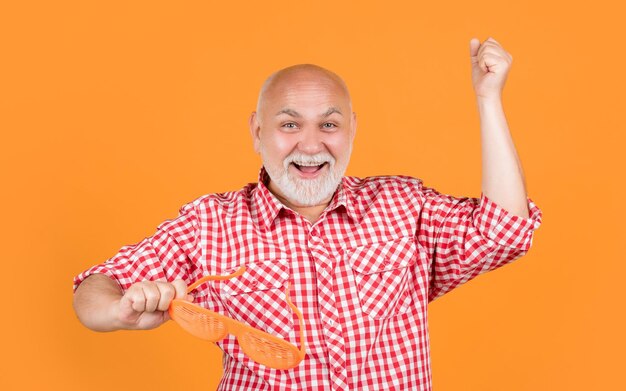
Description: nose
xmin=297 ymin=127 xmax=325 ymax=155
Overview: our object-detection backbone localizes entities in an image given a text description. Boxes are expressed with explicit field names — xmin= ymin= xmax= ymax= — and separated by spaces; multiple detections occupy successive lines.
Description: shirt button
xmin=334 ymin=366 xmax=343 ymax=374
xmin=250 ymin=280 xmax=259 ymax=287
xmin=327 ymin=318 xmax=335 ymax=326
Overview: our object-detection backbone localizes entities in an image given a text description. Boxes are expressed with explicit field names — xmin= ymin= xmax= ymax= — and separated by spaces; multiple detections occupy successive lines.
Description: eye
xmin=282 ymin=122 xmax=297 ymax=129
xmin=322 ymin=122 xmax=337 ymax=129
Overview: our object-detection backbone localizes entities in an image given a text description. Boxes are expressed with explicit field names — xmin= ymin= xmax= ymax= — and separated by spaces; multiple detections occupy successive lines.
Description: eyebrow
xmin=275 ymin=107 xmax=343 ymax=118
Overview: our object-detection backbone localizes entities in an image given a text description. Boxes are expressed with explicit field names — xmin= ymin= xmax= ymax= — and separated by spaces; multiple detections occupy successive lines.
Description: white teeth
xmin=293 ymin=162 xmax=326 ymax=166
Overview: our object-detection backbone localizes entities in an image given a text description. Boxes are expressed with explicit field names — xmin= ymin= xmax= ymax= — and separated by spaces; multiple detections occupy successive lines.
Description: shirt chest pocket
xmin=346 ymin=236 xmax=418 ymax=320
xmin=218 ymin=259 xmax=294 ymax=340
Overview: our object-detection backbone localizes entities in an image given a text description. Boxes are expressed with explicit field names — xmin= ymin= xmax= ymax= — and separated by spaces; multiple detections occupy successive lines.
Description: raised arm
xmin=470 ymin=37 xmax=529 ymax=218
xmin=418 ymin=38 xmax=542 ymax=301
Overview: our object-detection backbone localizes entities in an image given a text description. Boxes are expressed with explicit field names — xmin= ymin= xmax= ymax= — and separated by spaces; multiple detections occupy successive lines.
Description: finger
xmin=156 ymin=282 xmax=176 ymax=312
xmin=142 ymin=282 xmax=161 ymax=313
xmin=482 ymin=47 xmax=510 ymax=61
xmin=482 ymin=53 xmax=510 ymax=74
xmin=479 ymin=37 xmax=501 ymax=50
xmin=478 ymin=47 xmax=509 ymax=71
xmin=478 ymin=54 xmax=488 ymax=73
xmin=482 ymin=52 xmax=509 ymax=67
xmin=477 ymin=42 xmax=488 ymax=63
xmin=480 ymin=60 xmax=488 ymax=73
xmin=172 ymin=279 xmax=188 ymax=300
xmin=118 ymin=292 xmax=135 ymax=316
xmin=486 ymin=36 xmax=500 ymax=45
xmin=478 ymin=40 xmax=498 ymax=58
xmin=128 ymin=285 xmax=147 ymax=313
xmin=478 ymin=40 xmax=511 ymax=61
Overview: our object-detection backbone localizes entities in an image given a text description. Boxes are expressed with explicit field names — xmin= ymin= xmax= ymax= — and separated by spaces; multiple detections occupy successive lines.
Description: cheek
xmin=325 ymin=135 xmax=352 ymax=159
xmin=262 ymin=132 xmax=296 ymax=156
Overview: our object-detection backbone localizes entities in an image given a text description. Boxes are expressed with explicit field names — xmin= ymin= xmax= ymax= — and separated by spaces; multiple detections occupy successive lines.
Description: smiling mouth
xmin=292 ymin=162 xmax=328 ymax=173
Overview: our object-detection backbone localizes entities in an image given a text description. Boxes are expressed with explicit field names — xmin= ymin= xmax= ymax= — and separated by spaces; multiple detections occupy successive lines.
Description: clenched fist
xmin=115 ymin=279 xmax=192 ymax=330
xmin=470 ymin=37 xmax=513 ymax=100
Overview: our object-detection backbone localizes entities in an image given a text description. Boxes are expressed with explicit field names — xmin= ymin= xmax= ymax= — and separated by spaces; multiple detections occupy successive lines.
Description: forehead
xmin=261 ymin=71 xmax=351 ymax=112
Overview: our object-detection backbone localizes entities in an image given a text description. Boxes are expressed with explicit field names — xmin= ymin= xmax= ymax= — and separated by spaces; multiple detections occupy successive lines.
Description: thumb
xmin=116 ymin=294 xmax=140 ymax=325
xmin=469 ymin=37 xmax=481 ymax=62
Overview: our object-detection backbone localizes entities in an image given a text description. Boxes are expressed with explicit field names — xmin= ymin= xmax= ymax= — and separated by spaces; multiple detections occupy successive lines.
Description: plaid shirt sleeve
xmin=416 ymin=183 xmax=543 ymax=302
xmin=72 ymin=202 xmax=201 ymax=293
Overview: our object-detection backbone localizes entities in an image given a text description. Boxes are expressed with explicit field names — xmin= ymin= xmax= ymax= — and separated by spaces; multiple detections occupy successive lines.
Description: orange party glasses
xmin=168 ymin=266 xmax=306 ymax=370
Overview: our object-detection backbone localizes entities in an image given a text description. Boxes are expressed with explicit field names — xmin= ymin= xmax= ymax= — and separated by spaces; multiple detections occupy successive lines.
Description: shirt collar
xmin=253 ymin=166 xmax=283 ymax=230
xmin=252 ymin=166 xmax=360 ymax=230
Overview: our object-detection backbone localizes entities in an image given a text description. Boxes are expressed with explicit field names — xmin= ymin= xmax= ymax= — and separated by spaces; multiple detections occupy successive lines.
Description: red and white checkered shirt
xmin=73 ymin=166 xmax=542 ymax=390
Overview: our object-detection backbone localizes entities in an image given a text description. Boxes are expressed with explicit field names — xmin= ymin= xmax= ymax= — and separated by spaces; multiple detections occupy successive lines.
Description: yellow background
xmin=1 ymin=1 xmax=624 ymax=390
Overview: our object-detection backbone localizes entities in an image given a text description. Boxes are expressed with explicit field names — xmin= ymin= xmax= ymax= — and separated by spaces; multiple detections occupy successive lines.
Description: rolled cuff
xmin=473 ymin=193 xmax=543 ymax=251
xmin=72 ymin=264 xmax=125 ymax=293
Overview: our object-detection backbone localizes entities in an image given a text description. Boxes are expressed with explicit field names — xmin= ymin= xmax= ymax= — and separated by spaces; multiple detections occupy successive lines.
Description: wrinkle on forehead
xmin=256 ymin=64 xmax=352 ymax=114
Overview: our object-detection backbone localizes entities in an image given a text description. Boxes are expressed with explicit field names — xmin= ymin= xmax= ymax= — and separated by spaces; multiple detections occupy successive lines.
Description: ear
xmin=249 ymin=112 xmax=261 ymax=154
xmin=350 ymin=112 xmax=357 ymax=143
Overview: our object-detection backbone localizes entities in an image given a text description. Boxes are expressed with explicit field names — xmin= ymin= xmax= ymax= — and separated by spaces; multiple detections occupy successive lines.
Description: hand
xmin=469 ymin=37 xmax=513 ymax=100
xmin=115 ymin=279 xmax=192 ymax=330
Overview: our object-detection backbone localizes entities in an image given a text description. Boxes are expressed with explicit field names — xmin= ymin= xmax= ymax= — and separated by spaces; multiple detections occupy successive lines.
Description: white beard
xmin=260 ymin=145 xmax=350 ymax=207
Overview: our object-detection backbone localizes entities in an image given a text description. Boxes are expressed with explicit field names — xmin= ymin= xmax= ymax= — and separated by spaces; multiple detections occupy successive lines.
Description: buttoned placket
xmin=305 ymin=218 xmax=349 ymax=391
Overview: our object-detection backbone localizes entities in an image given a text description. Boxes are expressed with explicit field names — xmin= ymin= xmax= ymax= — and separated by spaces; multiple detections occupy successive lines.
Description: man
xmin=73 ymin=37 xmax=542 ymax=390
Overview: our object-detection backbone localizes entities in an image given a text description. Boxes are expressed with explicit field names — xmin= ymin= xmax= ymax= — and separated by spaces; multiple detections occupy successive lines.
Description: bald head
xmin=255 ymin=64 xmax=352 ymax=115
xmin=248 ymin=63 xmax=356 ymax=209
